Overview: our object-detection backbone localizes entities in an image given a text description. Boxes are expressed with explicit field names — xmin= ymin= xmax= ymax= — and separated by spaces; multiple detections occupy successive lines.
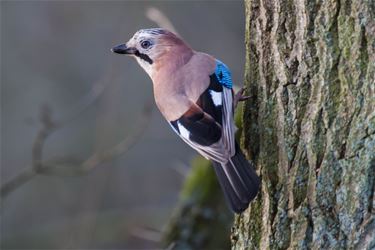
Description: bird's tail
xmin=212 ymin=144 xmax=260 ymax=213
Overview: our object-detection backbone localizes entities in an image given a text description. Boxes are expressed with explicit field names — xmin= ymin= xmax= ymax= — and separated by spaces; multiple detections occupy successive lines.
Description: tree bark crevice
xmin=233 ymin=0 xmax=375 ymax=249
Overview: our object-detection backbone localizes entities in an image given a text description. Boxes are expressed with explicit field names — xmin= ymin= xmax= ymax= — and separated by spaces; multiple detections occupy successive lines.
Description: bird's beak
xmin=111 ymin=44 xmax=137 ymax=55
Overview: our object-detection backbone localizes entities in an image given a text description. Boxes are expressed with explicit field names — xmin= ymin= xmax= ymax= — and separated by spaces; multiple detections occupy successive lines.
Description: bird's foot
xmin=234 ymin=87 xmax=250 ymax=108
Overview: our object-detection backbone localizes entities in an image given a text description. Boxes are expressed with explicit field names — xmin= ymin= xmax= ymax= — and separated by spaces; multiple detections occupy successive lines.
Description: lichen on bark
xmin=233 ymin=0 xmax=375 ymax=249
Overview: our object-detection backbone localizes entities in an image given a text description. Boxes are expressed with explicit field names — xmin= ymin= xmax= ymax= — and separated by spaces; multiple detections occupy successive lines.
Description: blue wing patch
xmin=215 ymin=60 xmax=233 ymax=89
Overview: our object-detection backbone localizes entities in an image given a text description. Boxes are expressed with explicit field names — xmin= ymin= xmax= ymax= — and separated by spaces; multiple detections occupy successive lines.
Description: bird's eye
xmin=141 ymin=40 xmax=151 ymax=49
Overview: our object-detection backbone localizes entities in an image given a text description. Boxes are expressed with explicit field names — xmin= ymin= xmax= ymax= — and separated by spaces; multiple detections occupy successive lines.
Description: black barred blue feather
xmin=214 ymin=60 xmax=233 ymax=89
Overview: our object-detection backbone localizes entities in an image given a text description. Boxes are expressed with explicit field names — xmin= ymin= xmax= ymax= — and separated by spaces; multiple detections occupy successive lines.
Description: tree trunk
xmin=232 ymin=0 xmax=375 ymax=249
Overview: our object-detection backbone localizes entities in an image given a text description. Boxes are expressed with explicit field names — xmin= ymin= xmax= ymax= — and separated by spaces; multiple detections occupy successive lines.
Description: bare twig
xmin=1 ymin=89 xmax=153 ymax=200
xmin=0 ymin=168 xmax=37 ymax=199
xmin=131 ymin=226 xmax=162 ymax=243
xmin=169 ymin=161 xmax=190 ymax=178
xmin=81 ymin=102 xmax=152 ymax=172
xmin=1 ymin=105 xmax=58 ymax=198
xmin=146 ymin=7 xmax=179 ymax=36
xmin=32 ymin=104 xmax=59 ymax=171
xmin=59 ymin=66 xmax=113 ymax=126
xmin=68 ymin=101 xmax=153 ymax=175
xmin=1 ymin=6 xmax=172 ymax=200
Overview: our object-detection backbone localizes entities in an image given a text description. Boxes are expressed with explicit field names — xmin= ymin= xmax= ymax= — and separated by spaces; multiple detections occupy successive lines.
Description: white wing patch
xmin=209 ymin=90 xmax=222 ymax=106
xmin=177 ymin=121 xmax=190 ymax=139
xmin=168 ymin=88 xmax=235 ymax=164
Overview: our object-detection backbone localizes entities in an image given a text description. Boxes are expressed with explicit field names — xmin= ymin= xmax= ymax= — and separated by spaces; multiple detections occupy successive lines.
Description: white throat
xmin=135 ymin=57 xmax=154 ymax=78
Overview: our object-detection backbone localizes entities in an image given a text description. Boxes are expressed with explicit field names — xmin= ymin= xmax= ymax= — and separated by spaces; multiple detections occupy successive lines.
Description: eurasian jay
xmin=112 ymin=28 xmax=260 ymax=213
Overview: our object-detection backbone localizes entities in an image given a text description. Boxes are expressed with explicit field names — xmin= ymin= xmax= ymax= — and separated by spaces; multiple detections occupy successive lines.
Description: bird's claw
xmin=234 ymin=87 xmax=250 ymax=109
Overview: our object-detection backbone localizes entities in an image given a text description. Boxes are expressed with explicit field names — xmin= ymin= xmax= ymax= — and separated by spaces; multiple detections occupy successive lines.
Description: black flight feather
xmin=212 ymin=143 xmax=260 ymax=213
xmin=169 ymin=70 xmax=260 ymax=213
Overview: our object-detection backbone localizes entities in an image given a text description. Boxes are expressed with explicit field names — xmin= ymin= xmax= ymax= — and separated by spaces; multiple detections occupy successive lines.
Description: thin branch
xmin=146 ymin=7 xmax=179 ymax=36
xmin=169 ymin=161 xmax=190 ymax=178
xmin=1 ymin=96 xmax=153 ymax=200
xmin=32 ymin=104 xmax=59 ymax=171
xmin=81 ymin=103 xmax=152 ymax=173
xmin=0 ymin=168 xmax=37 ymax=199
xmin=131 ymin=226 xmax=162 ymax=243
xmin=1 ymin=104 xmax=58 ymax=198
xmin=59 ymin=66 xmax=113 ymax=126
xmin=1 ymin=6 xmax=172 ymax=200
xmin=38 ymin=102 xmax=153 ymax=177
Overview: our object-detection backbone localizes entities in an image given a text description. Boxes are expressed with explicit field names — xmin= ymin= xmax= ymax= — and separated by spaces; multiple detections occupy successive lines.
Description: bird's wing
xmin=169 ymin=60 xmax=236 ymax=163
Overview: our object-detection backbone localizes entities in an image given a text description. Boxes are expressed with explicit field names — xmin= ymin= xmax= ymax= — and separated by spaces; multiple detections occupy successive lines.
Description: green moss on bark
xmin=233 ymin=0 xmax=375 ymax=249
xmin=163 ymin=157 xmax=232 ymax=250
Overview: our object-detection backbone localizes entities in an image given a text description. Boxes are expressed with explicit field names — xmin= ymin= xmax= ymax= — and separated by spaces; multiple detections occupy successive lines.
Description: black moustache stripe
xmin=135 ymin=51 xmax=153 ymax=64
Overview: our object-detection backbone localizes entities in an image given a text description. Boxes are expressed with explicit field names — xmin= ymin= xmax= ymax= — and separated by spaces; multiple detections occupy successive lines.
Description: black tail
xmin=213 ymin=144 xmax=260 ymax=213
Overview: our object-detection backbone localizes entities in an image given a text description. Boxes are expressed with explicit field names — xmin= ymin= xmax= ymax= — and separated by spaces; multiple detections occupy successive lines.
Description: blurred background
xmin=1 ymin=1 xmax=245 ymax=249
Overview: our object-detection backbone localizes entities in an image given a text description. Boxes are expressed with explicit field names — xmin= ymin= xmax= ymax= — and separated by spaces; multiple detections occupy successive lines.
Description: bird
xmin=111 ymin=28 xmax=260 ymax=213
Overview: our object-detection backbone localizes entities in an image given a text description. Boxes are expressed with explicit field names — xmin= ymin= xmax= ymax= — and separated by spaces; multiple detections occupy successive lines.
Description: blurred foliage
xmin=163 ymin=157 xmax=232 ymax=250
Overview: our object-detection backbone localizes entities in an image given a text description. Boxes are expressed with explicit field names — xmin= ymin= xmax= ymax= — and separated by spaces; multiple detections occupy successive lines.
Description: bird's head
xmin=111 ymin=28 xmax=192 ymax=77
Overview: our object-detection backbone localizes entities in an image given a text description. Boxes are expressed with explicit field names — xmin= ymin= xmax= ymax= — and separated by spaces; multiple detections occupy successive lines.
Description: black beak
xmin=111 ymin=44 xmax=137 ymax=55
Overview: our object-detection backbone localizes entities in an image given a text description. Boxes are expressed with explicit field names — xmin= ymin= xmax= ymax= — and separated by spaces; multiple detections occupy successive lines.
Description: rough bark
xmin=232 ymin=0 xmax=375 ymax=249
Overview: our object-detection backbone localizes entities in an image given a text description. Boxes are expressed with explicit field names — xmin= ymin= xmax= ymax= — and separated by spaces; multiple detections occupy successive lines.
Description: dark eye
xmin=141 ymin=40 xmax=151 ymax=49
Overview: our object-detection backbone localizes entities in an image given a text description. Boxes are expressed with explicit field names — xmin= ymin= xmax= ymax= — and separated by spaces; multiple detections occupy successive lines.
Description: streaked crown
xmin=113 ymin=28 xmax=191 ymax=77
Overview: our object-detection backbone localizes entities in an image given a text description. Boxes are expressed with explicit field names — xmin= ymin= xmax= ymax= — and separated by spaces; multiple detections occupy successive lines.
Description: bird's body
xmin=112 ymin=28 xmax=260 ymax=213
xmin=153 ymin=52 xmax=214 ymax=121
